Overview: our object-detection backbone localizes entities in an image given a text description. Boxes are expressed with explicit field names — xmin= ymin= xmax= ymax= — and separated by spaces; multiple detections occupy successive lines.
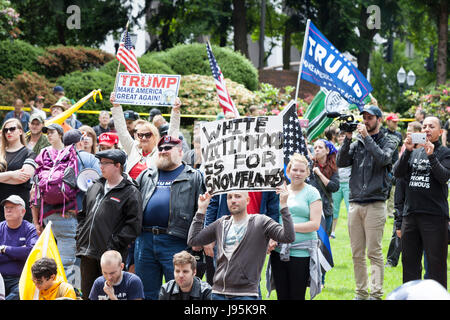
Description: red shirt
xmin=247 ymin=192 xmax=263 ymax=214
xmin=129 ymin=151 xmax=151 ymax=180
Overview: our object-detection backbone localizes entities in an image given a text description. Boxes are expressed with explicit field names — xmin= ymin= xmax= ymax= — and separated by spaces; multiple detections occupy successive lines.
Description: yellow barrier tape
xmin=0 ymin=106 xmax=417 ymax=121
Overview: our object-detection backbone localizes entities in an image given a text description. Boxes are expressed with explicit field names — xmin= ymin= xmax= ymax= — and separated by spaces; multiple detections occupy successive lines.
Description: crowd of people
xmin=0 ymin=86 xmax=449 ymax=301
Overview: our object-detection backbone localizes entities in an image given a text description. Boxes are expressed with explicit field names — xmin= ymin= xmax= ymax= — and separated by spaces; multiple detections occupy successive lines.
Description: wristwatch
xmin=0 ymin=245 xmax=6 ymax=254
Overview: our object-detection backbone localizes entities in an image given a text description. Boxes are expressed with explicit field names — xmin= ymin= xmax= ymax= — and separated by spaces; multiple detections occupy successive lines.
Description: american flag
xmin=116 ymin=30 xmax=140 ymax=74
xmin=280 ymin=100 xmax=334 ymax=273
xmin=281 ymin=101 xmax=311 ymax=168
xmin=206 ymin=42 xmax=239 ymax=117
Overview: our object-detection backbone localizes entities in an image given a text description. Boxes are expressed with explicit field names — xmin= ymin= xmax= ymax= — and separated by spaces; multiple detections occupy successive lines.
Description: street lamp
xmin=397 ymin=67 xmax=415 ymax=94
xmin=407 ymin=70 xmax=416 ymax=87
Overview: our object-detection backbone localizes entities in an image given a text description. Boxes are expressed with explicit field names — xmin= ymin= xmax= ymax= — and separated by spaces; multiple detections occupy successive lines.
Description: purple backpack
xmin=34 ymin=145 xmax=79 ymax=223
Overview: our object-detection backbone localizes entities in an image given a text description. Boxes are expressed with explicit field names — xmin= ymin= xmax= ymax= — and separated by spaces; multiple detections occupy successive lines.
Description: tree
xmin=12 ymin=0 xmax=131 ymax=46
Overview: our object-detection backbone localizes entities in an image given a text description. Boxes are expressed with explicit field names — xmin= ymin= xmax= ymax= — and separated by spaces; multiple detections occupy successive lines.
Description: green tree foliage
xmin=0 ymin=39 xmax=45 ymax=79
xmin=13 ymin=0 xmax=131 ymax=46
xmin=160 ymin=43 xmax=259 ymax=91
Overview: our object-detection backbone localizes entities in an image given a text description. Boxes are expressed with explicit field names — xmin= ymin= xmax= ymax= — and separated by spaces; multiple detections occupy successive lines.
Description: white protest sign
xmin=200 ymin=116 xmax=284 ymax=195
xmin=114 ymin=72 xmax=181 ymax=106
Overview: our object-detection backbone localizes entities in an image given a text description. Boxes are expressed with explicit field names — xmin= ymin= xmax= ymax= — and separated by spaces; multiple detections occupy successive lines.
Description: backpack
xmin=34 ymin=145 xmax=79 ymax=224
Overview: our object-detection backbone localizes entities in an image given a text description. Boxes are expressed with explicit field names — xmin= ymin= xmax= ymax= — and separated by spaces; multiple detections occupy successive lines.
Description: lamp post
xmin=397 ymin=67 xmax=415 ymax=94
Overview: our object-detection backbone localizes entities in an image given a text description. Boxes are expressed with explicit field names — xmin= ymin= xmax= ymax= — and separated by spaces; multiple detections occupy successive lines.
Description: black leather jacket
xmin=336 ymin=130 xmax=398 ymax=202
xmin=136 ymin=162 xmax=206 ymax=240
xmin=158 ymin=276 xmax=212 ymax=300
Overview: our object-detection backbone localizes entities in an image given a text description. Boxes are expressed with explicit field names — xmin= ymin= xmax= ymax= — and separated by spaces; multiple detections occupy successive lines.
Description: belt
xmin=142 ymin=226 xmax=167 ymax=235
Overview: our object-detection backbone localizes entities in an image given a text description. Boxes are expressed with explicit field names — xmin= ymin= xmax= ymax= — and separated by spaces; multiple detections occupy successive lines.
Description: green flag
xmin=304 ymin=88 xmax=371 ymax=141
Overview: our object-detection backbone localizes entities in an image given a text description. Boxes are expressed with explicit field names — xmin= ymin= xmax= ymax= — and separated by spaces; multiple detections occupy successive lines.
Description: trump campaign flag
xmin=295 ymin=20 xmax=372 ymax=111
xmin=19 ymin=221 xmax=67 ymax=300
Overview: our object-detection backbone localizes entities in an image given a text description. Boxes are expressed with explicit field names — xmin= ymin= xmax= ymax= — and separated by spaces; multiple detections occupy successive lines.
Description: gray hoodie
xmin=187 ymin=207 xmax=295 ymax=297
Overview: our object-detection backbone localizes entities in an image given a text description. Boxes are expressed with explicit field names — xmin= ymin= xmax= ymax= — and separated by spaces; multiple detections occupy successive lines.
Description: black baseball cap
xmin=95 ymin=149 xmax=127 ymax=166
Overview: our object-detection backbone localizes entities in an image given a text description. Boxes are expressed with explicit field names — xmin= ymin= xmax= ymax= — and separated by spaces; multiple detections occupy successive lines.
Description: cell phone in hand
xmin=411 ymin=133 xmax=426 ymax=144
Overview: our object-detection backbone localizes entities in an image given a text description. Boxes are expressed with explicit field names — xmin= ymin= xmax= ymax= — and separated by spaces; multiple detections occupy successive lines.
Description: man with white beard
xmin=134 ymin=135 xmax=205 ymax=300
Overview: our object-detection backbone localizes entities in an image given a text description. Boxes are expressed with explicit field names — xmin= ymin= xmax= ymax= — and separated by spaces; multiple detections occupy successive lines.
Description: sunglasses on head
xmin=137 ymin=132 xmax=153 ymax=139
xmin=3 ymin=126 xmax=17 ymax=133
xmin=158 ymin=145 xmax=175 ymax=152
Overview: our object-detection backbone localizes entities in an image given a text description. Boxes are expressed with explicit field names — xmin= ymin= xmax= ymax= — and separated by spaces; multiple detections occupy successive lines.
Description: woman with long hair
xmin=311 ymin=139 xmax=340 ymax=235
xmin=268 ymin=153 xmax=323 ymax=300
xmin=79 ymin=125 xmax=98 ymax=155
xmin=0 ymin=118 xmax=37 ymax=222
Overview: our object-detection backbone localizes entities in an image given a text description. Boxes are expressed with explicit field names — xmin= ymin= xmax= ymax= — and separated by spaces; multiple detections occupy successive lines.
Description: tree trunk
xmin=258 ymin=0 xmax=266 ymax=69
xmin=356 ymin=6 xmax=377 ymax=77
xmin=436 ymin=0 xmax=448 ymax=85
xmin=232 ymin=0 xmax=249 ymax=58
xmin=283 ymin=25 xmax=292 ymax=70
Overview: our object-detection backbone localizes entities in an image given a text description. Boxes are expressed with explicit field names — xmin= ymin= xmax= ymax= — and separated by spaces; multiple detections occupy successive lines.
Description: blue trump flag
xmin=280 ymin=101 xmax=334 ymax=274
xmin=297 ymin=20 xmax=372 ymax=111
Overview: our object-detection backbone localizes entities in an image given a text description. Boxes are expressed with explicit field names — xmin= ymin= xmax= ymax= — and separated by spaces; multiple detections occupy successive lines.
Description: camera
xmin=327 ymin=112 xmax=359 ymax=132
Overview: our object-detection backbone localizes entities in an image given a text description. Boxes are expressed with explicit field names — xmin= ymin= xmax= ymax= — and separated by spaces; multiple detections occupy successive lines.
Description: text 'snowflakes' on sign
xmin=114 ymin=72 xmax=181 ymax=106
xmin=200 ymin=116 xmax=285 ymax=195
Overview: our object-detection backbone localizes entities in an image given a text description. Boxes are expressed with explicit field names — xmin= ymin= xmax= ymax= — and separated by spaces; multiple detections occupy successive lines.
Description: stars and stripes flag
xmin=116 ymin=30 xmax=140 ymax=74
xmin=206 ymin=42 xmax=240 ymax=117
xmin=280 ymin=100 xmax=334 ymax=274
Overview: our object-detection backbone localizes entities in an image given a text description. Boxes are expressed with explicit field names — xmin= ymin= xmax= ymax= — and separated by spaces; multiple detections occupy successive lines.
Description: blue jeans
xmin=44 ymin=213 xmax=78 ymax=285
xmin=3 ymin=276 xmax=20 ymax=300
xmin=332 ymin=182 xmax=350 ymax=219
xmin=134 ymin=232 xmax=188 ymax=300
xmin=211 ymin=293 xmax=259 ymax=300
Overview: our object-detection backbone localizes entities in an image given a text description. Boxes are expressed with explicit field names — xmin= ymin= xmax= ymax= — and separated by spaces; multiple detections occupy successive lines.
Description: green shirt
xmin=276 ymin=183 xmax=321 ymax=257
xmin=27 ymin=134 xmax=50 ymax=156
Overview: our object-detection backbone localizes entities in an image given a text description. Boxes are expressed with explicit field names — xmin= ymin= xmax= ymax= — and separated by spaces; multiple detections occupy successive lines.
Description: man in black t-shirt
xmin=393 ymin=116 xmax=450 ymax=289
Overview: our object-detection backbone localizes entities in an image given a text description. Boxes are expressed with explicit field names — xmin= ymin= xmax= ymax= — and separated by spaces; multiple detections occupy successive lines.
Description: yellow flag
xmin=19 ymin=221 xmax=67 ymax=300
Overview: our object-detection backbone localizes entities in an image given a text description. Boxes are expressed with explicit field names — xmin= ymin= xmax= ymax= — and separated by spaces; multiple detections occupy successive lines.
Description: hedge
xmin=140 ymin=43 xmax=259 ymax=91
xmin=0 ymin=39 xmax=45 ymax=79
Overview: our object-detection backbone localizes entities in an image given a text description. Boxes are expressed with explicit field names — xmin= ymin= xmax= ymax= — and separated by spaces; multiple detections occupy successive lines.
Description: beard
xmin=156 ymin=153 xmax=178 ymax=170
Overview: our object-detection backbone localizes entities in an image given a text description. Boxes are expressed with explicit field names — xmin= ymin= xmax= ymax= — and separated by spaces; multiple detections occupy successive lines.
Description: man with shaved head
xmin=393 ymin=116 xmax=450 ymax=289
xmin=188 ymin=189 xmax=295 ymax=300
xmin=89 ymin=250 xmax=144 ymax=300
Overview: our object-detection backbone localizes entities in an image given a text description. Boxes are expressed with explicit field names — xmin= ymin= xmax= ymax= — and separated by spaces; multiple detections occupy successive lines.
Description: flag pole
xmin=114 ymin=21 xmax=130 ymax=92
xmin=294 ymin=19 xmax=311 ymax=109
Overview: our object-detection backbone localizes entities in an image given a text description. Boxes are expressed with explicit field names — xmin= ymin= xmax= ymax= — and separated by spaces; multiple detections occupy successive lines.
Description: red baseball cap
xmin=386 ymin=113 xmax=399 ymax=122
xmin=98 ymin=132 xmax=119 ymax=146
xmin=157 ymin=135 xmax=181 ymax=147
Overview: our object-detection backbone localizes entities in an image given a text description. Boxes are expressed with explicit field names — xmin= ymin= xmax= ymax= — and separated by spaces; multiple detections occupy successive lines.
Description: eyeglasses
xmin=158 ymin=145 xmax=175 ymax=152
xmin=32 ymin=277 xmax=46 ymax=285
xmin=99 ymin=161 xmax=115 ymax=166
xmin=3 ymin=126 xmax=17 ymax=133
xmin=137 ymin=132 xmax=153 ymax=139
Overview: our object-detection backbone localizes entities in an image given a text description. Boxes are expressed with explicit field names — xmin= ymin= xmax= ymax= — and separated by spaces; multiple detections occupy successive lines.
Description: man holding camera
xmin=336 ymin=105 xmax=398 ymax=300
xmin=393 ymin=116 xmax=450 ymax=289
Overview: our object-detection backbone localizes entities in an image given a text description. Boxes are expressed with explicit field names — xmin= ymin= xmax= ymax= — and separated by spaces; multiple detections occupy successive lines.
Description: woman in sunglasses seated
xmin=109 ymin=92 xmax=182 ymax=180
xmin=0 ymin=118 xmax=37 ymax=223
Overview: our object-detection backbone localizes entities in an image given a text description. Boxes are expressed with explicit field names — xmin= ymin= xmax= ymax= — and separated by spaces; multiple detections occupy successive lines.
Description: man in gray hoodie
xmin=187 ymin=189 xmax=295 ymax=300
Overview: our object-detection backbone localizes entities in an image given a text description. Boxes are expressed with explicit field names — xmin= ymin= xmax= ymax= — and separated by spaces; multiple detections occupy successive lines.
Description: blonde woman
xmin=79 ymin=125 xmax=98 ymax=155
xmin=109 ymin=92 xmax=182 ymax=180
xmin=268 ymin=153 xmax=322 ymax=300
xmin=0 ymin=118 xmax=37 ymax=222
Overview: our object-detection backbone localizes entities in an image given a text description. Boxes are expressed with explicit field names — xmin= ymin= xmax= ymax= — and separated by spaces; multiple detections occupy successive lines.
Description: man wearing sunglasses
xmin=135 ymin=135 xmax=206 ymax=300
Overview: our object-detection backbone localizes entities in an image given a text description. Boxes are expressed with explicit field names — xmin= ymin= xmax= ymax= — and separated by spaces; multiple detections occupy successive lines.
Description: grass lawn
xmin=258 ymin=200 xmax=450 ymax=300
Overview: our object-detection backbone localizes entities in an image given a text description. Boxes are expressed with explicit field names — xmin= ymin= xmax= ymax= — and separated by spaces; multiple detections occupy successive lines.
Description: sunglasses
xmin=3 ymin=126 xmax=17 ymax=133
xmin=158 ymin=145 xmax=175 ymax=152
xmin=137 ymin=132 xmax=153 ymax=139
